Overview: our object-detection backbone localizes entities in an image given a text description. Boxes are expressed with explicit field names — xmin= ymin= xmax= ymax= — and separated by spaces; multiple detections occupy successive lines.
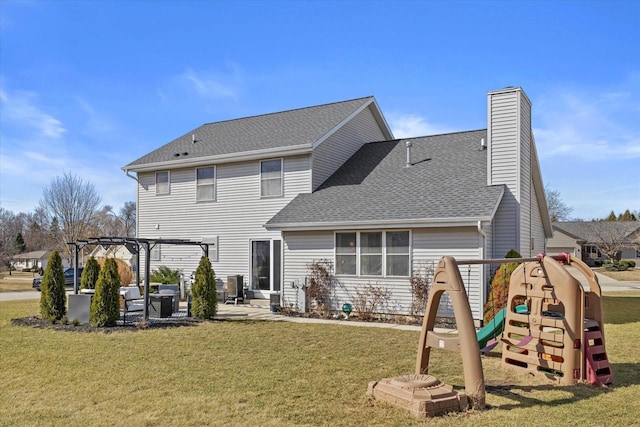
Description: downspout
xmin=125 ymin=169 xmax=146 ymax=190
xmin=478 ymin=221 xmax=487 ymax=321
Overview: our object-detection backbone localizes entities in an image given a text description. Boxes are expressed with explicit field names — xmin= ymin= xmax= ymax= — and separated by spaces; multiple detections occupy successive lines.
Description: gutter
xmin=265 ymin=217 xmax=494 ymax=232
xmin=124 ymin=144 xmax=313 ymax=173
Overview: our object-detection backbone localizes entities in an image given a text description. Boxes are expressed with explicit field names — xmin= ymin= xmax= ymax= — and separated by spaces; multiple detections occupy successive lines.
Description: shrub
xmin=97 ymin=258 xmax=134 ymax=286
xmin=306 ymin=260 xmax=333 ymax=312
xmin=191 ymin=257 xmax=217 ymax=319
xmin=90 ymin=258 xmax=122 ymax=327
xmin=71 ymin=318 xmax=80 ymax=326
xmin=60 ymin=316 xmax=68 ymax=325
xmin=410 ymin=261 xmax=435 ymax=317
xmin=81 ymin=256 xmax=101 ymax=289
xmin=40 ymin=250 xmax=67 ymax=321
xmin=604 ymin=262 xmax=628 ymax=272
xmin=483 ymin=249 xmax=521 ymax=324
xmin=621 ymin=260 xmax=636 ymax=269
xmin=149 ymin=265 xmax=181 ymax=284
xmin=352 ymin=283 xmax=391 ymax=322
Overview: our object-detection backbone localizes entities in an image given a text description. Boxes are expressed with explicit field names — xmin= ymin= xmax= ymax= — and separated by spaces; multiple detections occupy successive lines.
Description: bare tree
xmin=120 ymin=201 xmax=136 ymax=237
xmin=583 ymin=221 xmax=639 ymax=261
xmin=0 ymin=207 xmax=22 ymax=272
xmin=39 ymin=172 xmax=101 ymax=263
xmin=545 ymin=185 xmax=573 ymax=222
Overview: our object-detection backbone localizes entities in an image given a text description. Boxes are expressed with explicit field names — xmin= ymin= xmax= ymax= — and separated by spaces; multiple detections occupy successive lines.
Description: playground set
xmin=367 ymin=253 xmax=613 ymax=418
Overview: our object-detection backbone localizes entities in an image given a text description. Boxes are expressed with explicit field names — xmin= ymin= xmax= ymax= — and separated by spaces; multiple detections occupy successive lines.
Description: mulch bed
xmin=11 ymin=315 xmax=205 ymax=333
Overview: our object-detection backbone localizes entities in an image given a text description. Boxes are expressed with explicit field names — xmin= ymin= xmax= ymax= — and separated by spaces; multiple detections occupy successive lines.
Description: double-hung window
xmin=196 ymin=167 xmax=215 ymax=202
xmin=386 ymin=231 xmax=410 ymax=276
xmin=335 ymin=230 xmax=410 ymax=277
xmin=156 ymin=171 xmax=170 ymax=195
xmin=260 ymin=159 xmax=282 ymax=197
xmin=335 ymin=232 xmax=356 ymax=275
xmin=360 ymin=232 xmax=382 ymax=275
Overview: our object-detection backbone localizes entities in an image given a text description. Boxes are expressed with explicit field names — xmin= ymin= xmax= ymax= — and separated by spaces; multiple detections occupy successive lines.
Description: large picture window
xmin=335 ymin=230 xmax=410 ymax=277
xmin=260 ymin=159 xmax=282 ymax=197
xmin=196 ymin=167 xmax=215 ymax=201
xmin=156 ymin=171 xmax=169 ymax=195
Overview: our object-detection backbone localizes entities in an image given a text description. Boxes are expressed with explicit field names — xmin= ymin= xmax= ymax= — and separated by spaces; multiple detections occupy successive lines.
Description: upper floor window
xmin=260 ymin=159 xmax=282 ymax=197
xmin=156 ymin=171 xmax=169 ymax=195
xmin=196 ymin=167 xmax=215 ymax=202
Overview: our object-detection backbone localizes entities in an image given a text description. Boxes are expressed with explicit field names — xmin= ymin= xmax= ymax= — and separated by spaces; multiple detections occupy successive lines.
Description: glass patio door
xmin=250 ymin=239 xmax=281 ymax=297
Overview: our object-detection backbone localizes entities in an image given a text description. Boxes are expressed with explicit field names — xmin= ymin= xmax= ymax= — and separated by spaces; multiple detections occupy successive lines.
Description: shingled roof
xmin=553 ymin=221 xmax=640 ymax=243
xmin=266 ymin=129 xmax=505 ymax=230
xmin=124 ymin=96 xmax=390 ymax=171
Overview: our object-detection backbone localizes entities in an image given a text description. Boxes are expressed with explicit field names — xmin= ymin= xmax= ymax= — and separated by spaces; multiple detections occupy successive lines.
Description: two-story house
xmin=123 ymin=87 xmax=552 ymax=322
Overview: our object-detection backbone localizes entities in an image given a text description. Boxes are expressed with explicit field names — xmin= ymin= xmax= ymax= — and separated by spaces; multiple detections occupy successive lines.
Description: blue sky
xmin=1 ymin=0 xmax=638 ymax=220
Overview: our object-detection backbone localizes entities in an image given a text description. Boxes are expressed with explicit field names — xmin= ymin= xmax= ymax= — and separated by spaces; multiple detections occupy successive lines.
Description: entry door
xmin=250 ymin=239 xmax=281 ymax=298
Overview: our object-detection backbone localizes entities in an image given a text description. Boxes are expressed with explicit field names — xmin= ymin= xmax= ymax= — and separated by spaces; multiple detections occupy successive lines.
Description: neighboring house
xmin=548 ymin=221 xmax=640 ymax=265
xmin=123 ymin=87 xmax=552 ymax=322
xmin=11 ymin=250 xmax=52 ymax=271
xmin=87 ymin=244 xmax=138 ymax=270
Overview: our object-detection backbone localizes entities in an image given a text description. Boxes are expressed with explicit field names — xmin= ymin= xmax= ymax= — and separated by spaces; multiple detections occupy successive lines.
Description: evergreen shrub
xmin=81 ymin=256 xmax=101 ymax=289
xmin=90 ymin=258 xmax=122 ymax=327
xmin=39 ymin=250 xmax=66 ymax=320
xmin=191 ymin=257 xmax=217 ymax=319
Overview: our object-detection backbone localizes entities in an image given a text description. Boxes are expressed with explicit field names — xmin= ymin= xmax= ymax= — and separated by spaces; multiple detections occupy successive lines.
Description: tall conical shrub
xmin=191 ymin=256 xmax=217 ymax=319
xmin=483 ymin=249 xmax=521 ymax=324
xmin=81 ymin=256 xmax=100 ymax=290
xmin=90 ymin=258 xmax=121 ymax=327
xmin=40 ymin=250 xmax=66 ymax=320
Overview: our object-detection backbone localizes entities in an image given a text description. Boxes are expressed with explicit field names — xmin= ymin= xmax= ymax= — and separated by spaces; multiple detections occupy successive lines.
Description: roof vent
xmin=192 ymin=133 xmax=197 ymax=143
xmin=405 ymin=140 xmax=413 ymax=168
xmin=481 ymin=138 xmax=487 ymax=150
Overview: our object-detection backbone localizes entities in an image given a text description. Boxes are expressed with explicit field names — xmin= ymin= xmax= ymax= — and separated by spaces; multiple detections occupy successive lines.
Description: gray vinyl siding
xmin=311 ymin=105 xmax=387 ymax=190
xmin=530 ymin=183 xmax=547 ymax=255
xmin=281 ymin=227 xmax=485 ymax=321
xmin=547 ymin=229 xmax=580 ymax=256
xmin=136 ymin=155 xmax=311 ymax=281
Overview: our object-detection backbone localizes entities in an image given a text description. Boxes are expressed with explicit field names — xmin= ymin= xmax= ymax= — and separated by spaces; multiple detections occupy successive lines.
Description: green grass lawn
xmin=1 ymin=293 xmax=639 ymax=426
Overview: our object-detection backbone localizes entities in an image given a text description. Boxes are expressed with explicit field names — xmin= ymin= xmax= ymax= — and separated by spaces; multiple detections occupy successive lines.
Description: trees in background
xmin=545 ymin=185 xmax=573 ymax=222
xmin=39 ymin=172 xmax=102 ymax=262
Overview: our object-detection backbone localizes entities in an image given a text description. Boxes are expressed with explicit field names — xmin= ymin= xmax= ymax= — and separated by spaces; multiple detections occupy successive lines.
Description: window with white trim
xmin=260 ymin=159 xmax=282 ymax=197
xmin=150 ymin=242 xmax=161 ymax=261
xmin=156 ymin=171 xmax=169 ymax=195
xmin=386 ymin=231 xmax=410 ymax=276
xmin=360 ymin=232 xmax=382 ymax=276
xmin=335 ymin=230 xmax=410 ymax=277
xmin=196 ymin=167 xmax=215 ymax=201
xmin=335 ymin=232 xmax=356 ymax=275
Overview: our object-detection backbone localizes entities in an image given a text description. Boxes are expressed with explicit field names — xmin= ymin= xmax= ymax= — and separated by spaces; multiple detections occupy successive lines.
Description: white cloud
xmin=387 ymin=113 xmax=451 ymax=139
xmin=533 ymin=85 xmax=640 ymax=161
xmin=180 ymin=67 xmax=240 ymax=100
xmin=0 ymin=87 xmax=66 ymax=139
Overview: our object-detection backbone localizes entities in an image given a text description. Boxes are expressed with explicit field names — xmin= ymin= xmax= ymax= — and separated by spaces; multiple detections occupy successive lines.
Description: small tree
xmin=40 ymin=250 xmax=66 ymax=320
xmin=80 ymin=256 xmax=100 ymax=289
xmin=483 ymin=249 xmax=521 ymax=324
xmin=191 ymin=256 xmax=217 ymax=319
xmin=90 ymin=258 xmax=121 ymax=327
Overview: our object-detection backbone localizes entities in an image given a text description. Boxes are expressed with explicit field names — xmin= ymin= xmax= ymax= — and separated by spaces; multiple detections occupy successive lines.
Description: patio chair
xmin=120 ymin=286 xmax=146 ymax=323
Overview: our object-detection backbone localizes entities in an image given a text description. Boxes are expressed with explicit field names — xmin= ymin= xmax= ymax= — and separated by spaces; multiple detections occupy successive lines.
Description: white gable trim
xmin=311 ymin=98 xmax=394 ymax=150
